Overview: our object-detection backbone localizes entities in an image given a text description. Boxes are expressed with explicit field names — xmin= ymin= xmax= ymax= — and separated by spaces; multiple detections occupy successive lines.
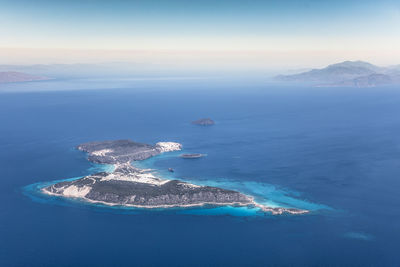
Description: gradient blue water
xmin=1 ymin=82 xmax=400 ymax=266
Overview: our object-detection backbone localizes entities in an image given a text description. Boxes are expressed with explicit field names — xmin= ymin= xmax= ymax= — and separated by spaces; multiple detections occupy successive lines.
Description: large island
xmin=42 ymin=139 xmax=307 ymax=215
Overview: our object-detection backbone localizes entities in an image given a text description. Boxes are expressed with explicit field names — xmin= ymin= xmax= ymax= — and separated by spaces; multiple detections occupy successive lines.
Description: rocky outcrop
xmin=192 ymin=118 xmax=215 ymax=126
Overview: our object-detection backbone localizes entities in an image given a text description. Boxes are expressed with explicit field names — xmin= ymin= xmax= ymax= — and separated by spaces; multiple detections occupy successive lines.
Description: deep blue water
xmin=1 ymin=80 xmax=400 ymax=266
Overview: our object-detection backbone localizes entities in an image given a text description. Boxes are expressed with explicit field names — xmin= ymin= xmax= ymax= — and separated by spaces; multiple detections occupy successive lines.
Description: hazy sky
xmin=1 ymin=0 xmax=400 ymax=69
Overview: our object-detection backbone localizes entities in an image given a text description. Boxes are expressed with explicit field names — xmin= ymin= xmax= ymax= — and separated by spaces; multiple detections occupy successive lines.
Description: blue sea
xmin=1 ymin=78 xmax=400 ymax=266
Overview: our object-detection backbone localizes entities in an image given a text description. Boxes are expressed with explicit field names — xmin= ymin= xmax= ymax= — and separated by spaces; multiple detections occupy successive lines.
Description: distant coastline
xmin=0 ymin=71 xmax=51 ymax=84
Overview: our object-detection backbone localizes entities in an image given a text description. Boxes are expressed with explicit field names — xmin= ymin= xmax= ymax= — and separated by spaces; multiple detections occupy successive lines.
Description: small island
xmin=192 ymin=118 xmax=215 ymax=126
xmin=42 ymin=139 xmax=307 ymax=215
xmin=180 ymin=153 xmax=204 ymax=159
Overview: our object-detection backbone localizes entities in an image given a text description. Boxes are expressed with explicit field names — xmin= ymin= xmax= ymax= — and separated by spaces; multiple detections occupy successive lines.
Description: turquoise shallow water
xmin=135 ymin=153 xmax=330 ymax=212
xmin=22 ymin=163 xmax=115 ymax=207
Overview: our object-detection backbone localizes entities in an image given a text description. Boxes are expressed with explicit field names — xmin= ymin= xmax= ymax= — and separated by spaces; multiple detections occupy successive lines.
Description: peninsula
xmin=42 ymin=139 xmax=307 ymax=215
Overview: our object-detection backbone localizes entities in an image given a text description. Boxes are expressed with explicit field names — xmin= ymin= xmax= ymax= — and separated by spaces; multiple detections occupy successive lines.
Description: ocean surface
xmin=1 ymin=79 xmax=400 ymax=266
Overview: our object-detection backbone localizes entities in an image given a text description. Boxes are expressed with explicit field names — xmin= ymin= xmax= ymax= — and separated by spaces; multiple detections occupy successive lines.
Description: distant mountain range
xmin=275 ymin=61 xmax=400 ymax=87
xmin=2 ymin=61 xmax=400 ymax=87
xmin=0 ymin=71 xmax=50 ymax=83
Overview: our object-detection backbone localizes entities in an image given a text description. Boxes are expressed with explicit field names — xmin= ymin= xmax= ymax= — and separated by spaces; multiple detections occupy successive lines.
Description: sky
xmin=1 ymin=0 xmax=400 ymax=70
